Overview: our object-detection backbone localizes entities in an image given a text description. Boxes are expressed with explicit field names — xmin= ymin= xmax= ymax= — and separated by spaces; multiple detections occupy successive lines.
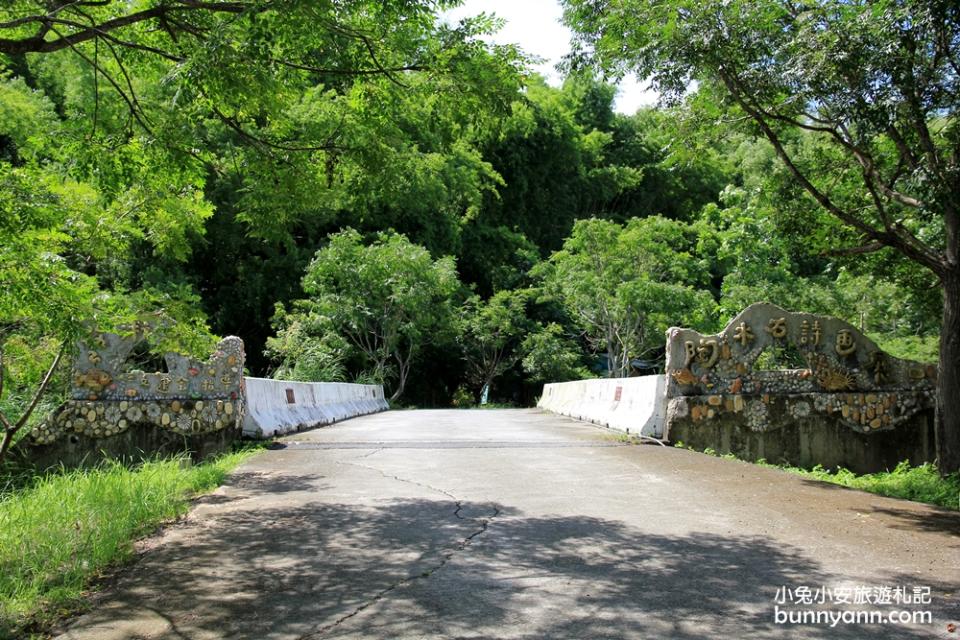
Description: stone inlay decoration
xmin=28 ymin=332 xmax=246 ymax=446
xmin=665 ymin=303 xmax=936 ymax=434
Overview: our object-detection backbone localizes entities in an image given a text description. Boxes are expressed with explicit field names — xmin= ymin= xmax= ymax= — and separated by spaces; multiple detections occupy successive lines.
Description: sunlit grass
xmin=762 ymin=460 xmax=960 ymax=511
xmin=0 ymin=447 xmax=260 ymax=638
xmin=678 ymin=441 xmax=959 ymax=510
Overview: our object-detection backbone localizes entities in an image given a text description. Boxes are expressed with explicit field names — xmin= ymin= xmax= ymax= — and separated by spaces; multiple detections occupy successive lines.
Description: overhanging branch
xmin=0 ymin=1 xmax=253 ymax=55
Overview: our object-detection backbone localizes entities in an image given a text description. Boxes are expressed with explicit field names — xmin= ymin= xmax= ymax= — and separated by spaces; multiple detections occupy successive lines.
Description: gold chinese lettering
xmin=835 ymin=329 xmax=856 ymax=356
xmin=697 ymin=339 xmax=719 ymax=369
xmin=733 ymin=322 xmax=755 ymax=347
xmin=869 ymin=352 xmax=888 ymax=384
xmin=765 ymin=317 xmax=787 ymax=339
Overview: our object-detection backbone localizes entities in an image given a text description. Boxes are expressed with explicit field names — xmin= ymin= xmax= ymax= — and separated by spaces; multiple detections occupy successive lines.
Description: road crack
xmin=297 ymin=461 xmax=500 ymax=638
xmin=340 ymin=458 xmax=467 ymax=519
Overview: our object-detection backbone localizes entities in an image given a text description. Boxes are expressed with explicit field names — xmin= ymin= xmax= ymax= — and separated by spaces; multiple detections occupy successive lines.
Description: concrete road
xmin=58 ymin=409 xmax=959 ymax=639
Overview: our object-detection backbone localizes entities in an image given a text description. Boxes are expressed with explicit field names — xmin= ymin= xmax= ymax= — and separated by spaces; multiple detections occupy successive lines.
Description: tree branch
xmin=14 ymin=344 xmax=65 ymax=431
xmin=272 ymin=58 xmax=426 ymax=77
xmin=210 ymin=105 xmax=348 ymax=154
xmin=0 ymin=341 xmax=5 ymax=406
xmin=0 ymin=1 xmax=253 ymax=55
xmin=718 ymin=67 xmax=945 ymax=275
xmin=47 ymin=24 xmax=155 ymax=136
xmin=0 ymin=342 xmax=66 ymax=460
xmin=821 ymin=242 xmax=886 ymax=257
xmin=753 ymin=99 xmax=926 ymax=210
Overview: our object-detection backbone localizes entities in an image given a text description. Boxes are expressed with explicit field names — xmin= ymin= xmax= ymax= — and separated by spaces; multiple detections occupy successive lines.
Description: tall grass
xmin=676 ymin=442 xmax=959 ymax=510
xmin=0 ymin=449 xmax=258 ymax=638
xmin=775 ymin=460 xmax=960 ymax=510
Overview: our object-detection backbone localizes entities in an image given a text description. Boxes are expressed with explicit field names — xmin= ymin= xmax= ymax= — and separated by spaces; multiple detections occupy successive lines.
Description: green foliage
xmin=458 ymin=224 xmax=540 ymax=297
xmin=707 ymin=186 xmax=839 ymax=320
xmin=0 ymin=449 xmax=258 ymax=637
xmin=279 ymin=229 xmax=460 ymax=400
xmin=266 ymin=308 xmax=347 ymax=383
xmin=469 ymin=74 xmax=643 ymax=257
xmin=693 ymin=447 xmax=958 ymax=510
xmin=803 ymin=462 xmax=959 ymax=510
xmin=0 ymin=162 xmax=106 ymax=337
xmin=604 ymin=107 xmax=733 ymax=223
xmin=521 ymin=323 xmax=594 ymax=383
xmin=450 ymin=385 xmax=476 ymax=408
xmin=770 ymin=461 xmax=959 ymax=511
xmin=876 ymin=334 xmax=940 ymax=364
xmin=537 ymin=216 xmax=716 ymax=377
xmin=458 ymin=289 xmax=530 ymax=394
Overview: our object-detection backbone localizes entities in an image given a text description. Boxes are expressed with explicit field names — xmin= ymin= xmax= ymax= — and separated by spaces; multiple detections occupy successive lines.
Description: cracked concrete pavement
xmin=56 ymin=409 xmax=958 ymax=639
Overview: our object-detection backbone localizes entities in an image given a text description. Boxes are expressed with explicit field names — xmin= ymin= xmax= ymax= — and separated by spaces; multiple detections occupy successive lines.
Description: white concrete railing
xmin=537 ymin=375 xmax=666 ymax=438
xmin=242 ymin=377 xmax=389 ymax=438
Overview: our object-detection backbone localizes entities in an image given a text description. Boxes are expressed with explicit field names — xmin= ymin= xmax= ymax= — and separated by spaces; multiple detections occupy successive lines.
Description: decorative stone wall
xmin=19 ymin=332 xmax=246 ymax=468
xmin=664 ymin=303 xmax=936 ymax=472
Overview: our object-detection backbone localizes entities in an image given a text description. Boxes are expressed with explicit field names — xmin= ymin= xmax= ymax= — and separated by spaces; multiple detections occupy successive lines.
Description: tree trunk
xmin=606 ymin=341 xmax=617 ymax=379
xmin=481 ymin=374 xmax=495 ymax=405
xmin=936 ymin=270 xmax=960 ymax=475
xmin=388 ymin=386 xmax=403 ymax=403
xmin=0 ymin=428 xmax=15 ymax=461
xmin=389 ymin=371 xmax=406 ymax=403
xmin=0 ymin=344 xmax=64 ymax=462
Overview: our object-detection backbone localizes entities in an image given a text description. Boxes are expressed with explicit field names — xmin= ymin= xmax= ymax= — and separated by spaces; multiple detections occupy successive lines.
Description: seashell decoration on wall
xmin=28 ymin=332 xmax=246 ymax=446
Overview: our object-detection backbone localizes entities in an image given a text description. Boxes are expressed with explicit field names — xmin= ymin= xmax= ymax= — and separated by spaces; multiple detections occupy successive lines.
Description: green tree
xmin=563 ymin=0 xmax=960 ymax=472
xmin=537 ymin=216 xmax=715 ymax=378
xmin=603 ymin=108 xmax=733 ymax=224
xmin=701 ymin=186 xmax=838 ymax=319
xmin=521 ymin=322 xmax=593 ymax=384
xmin=469 ymin=75 xmax=642 ymax=255
xmin=457 ymin=289 xmax=529 ymax=399
xmin=0 ymin=161 xmax=216 ymax=460
xmin=287 ymin=229 xmax=459 ymax=401
xmin=0 ymin=0 xmax=525 ymax=396
xmin=265 ymin=307 xmax=347 ymax=383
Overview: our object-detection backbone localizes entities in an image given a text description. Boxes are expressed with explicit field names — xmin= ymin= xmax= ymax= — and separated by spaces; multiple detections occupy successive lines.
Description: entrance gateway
xmin=541 ymin=303 xmax=936 ymax=473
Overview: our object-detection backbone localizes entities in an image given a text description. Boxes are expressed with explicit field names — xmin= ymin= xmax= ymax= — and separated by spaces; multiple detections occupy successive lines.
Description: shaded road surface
xmin=59 ymin=409 xmax=959 ymax=639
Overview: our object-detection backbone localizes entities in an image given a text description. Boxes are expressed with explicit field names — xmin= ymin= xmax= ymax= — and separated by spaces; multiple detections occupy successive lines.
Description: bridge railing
xmin=538 ymin=376 xmax=666 ymax=438
xmin=242 ymin=378 xmax=388 ymax=438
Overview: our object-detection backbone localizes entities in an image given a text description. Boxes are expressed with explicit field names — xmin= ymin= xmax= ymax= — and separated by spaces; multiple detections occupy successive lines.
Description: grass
xmin=758 ymin=460 xmax=960 ymax=510
xmin=0 ymin=447 xmax=260 ymax=639
xmin=673 ymin=441 xmax=960 ymax=510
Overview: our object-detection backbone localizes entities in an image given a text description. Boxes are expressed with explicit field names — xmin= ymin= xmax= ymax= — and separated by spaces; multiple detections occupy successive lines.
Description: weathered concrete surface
xmin=56 ymin=409 xmax=958 ymax=640
xmin=538 ymin=375 xmax=666 ymax=437
xmin=668 ymin=405 xmax=937 ymax=475
xmin=242 ymin=378 xmax=388 ymax=438
xmin=663 ymin=303 xmax=937 ymax=472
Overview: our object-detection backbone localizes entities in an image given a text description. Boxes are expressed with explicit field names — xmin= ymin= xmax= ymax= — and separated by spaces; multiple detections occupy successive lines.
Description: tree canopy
xmin=0 ymin=0 xmax=951 ymax=468
xmin=537 ymin=216 xmax=716 ymax=378
xmin=562 ymin=0 xmax=959 ymax=472
xmin=274 ymin=229 xmax=460 ymax=401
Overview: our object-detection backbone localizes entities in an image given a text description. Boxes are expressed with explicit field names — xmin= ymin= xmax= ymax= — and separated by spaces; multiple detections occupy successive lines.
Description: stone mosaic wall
xmin=663 ymin=303 xmax=937 ymax=472
xmin=664 ymin=303 xmax=936 ymax=437
xmin=26 ymin=332 xmax=245 ymax=449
